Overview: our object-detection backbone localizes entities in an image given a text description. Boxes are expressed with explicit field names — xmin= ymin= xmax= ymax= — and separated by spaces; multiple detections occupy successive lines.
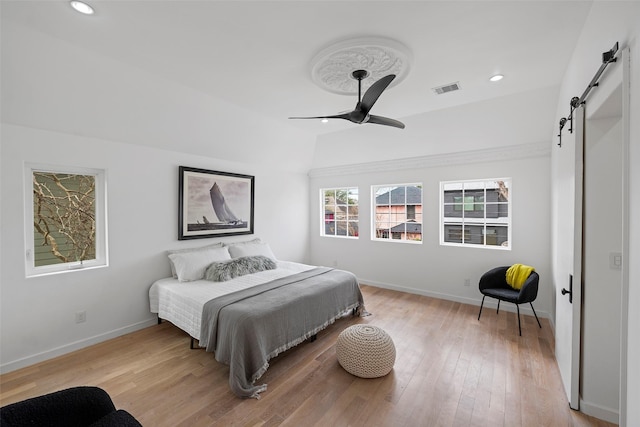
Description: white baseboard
xmin=0 ymin=317 xmax=158 ymax=374
xmin=580 ymin=398 xmax=619 ymax=424
xmin=359 ymin=277 xmax=550 ymax=319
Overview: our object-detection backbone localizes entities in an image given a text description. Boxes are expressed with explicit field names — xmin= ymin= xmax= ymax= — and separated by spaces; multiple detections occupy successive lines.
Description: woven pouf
xmin=336 ymin=324 xmax=396 ymax=378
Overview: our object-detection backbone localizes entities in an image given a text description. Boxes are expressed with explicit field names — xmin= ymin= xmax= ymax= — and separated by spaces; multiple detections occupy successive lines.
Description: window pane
xmin=325 ymin=221 xmax=336 ymax=235
xmin=463 ymin=181 xmax=484 ymax=191
xmin=407 ymin=205 xmax=416 ymax=219
xmin=486 ymin=225 xmax=508 ymax=246
xmin=348 ymin=188 xmax=358 ymax=204
xmin=494 ymin=180 xmax=509 ymax=202
xmin=347 ymin=205 xmax=358 ymax=221
xmin=463 ymin=196 xmax=475 ymax=211
xmin=441 ymin=178 xmax=511 ymax=249
xmin=375 ymin=187 xmax=392 ymax=205
xmin=336 ymin=221 xmax=348 ymax=236
xmin=392 ymin=186 xmax=406 ymax=204
xmin=376 ymin=213 xmax=390 ymax=224
xmin=372 ymin=184 xmax=422 ymax=243
xmin=444 ymin=224 xmax=463 ymax=243
xmin=376 ymin=228 xmax=390 ymax=239
xmin=321 ymin=187 xmax=358 ymax=239
xmin=444 ymin=189 xmax=462 ymax=204
xmin=324 ymin=189 xmax=335 ymax=205
xmin=443 ymin=182 xmax=462 ymax=192
xmin=447 ymin=203 xmax=463 ymax=217
xmin=465 ymin=225 xmax=484 ymax=245
xmin=335 ymin=190 xmax=348 ymax=205
xmin=33 ymin=172 xmax=96 ymax=266
xmin=27 ymin=164 xmax=107 ymax=277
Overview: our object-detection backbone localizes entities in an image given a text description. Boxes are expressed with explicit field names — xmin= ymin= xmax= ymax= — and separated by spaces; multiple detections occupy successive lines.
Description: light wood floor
xmin=0 ymin=285 xmax=616 ymax=427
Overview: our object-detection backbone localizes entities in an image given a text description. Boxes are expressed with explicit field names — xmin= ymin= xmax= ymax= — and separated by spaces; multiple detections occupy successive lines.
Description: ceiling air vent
xmin=432 ymin=82 xmax=460 ymax=95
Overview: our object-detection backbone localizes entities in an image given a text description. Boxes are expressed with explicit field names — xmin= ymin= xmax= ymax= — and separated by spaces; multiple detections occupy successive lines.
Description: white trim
xmin=24 ymin=163 xmax=109 ymax=277
xmin=439 ymin=177 xmax=512 ymax=249
xmin=0 ymin=318 xmax=157 ymax=374
xmin=359 ymin=279 xmax=550 ymax=319
xmin=579 ymin=399 xmax=619 ymax=425
xmin=618 ymin=46 xmax=630 ymax=427
xmin=319 ymin=186 xmax=359 ymax=238
xmin=370 ymin=182 xmax=423 ymax=243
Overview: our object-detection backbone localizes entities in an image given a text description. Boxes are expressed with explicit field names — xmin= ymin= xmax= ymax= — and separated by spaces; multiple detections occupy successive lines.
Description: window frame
xmin=25 ymin=163 xmax=109 ymax=277
xmin=371 ymin=183 xmax=423 ymax=244
xmin=440 ymin=178 xmax=511 ymax=250
xmin=320 ymin=187 xmax=359 ymax=239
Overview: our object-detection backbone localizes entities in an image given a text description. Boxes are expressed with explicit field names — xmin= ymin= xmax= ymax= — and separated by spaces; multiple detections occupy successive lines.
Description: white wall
xmin=311 ymin=86 xmax=558 ymax=169
xmin=0 ymin=18 xmax=317 ymax=174
xmin=0 ymin=124 xmax=310 ymax=372
xmin=0 ymin=14 xmax=315 ymax=372
xmin=551 ymin=2 xmax=640 ymax=425
xmin=308 ymin=144 xmax=552 ymax=319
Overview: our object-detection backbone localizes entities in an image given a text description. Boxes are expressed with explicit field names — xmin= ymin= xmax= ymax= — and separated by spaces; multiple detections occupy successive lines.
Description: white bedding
xmin=149 ymin=260 xmax=315 ymax=340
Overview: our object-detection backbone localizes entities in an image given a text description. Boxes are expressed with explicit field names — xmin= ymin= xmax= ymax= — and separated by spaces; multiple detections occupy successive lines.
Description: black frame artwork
xmin=178 ymin=166 xmax=254 ymax=240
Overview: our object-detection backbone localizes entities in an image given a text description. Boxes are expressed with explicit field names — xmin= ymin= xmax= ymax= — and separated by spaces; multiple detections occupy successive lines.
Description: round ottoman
xmin=336 ymin=324 xmax=396 ymax=378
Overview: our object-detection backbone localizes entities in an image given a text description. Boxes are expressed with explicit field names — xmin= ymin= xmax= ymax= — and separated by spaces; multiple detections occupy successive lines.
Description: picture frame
xmin=178 ymin=166 xmax=254 ymax=240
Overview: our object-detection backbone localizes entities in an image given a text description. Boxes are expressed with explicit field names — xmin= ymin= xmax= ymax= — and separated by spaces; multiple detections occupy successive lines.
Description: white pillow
xmin=222 ymin=237 xmax=261 ymax=247
xmin=167 ymin=243 xmax=224 ymax=278
xmin=168 ymin=246 xmax=232 ymax=282
xmin=227 ymin=242 xmax=276 ymax=261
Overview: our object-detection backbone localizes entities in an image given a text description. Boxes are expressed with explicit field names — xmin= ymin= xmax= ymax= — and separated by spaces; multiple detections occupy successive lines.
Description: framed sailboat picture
xmin=178 ymin=166 xmax=254 ymax=240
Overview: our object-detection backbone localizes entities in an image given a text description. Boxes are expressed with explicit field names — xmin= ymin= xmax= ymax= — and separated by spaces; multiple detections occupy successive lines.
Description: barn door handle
xmin=561 ymin=275 xmax=573 ymax=303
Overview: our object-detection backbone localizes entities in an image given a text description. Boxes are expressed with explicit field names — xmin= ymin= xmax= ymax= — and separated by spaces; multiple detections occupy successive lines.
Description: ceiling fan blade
xmin=359 ymin=74 xmax=396 ymax=115
xmin=367 ymin=114 xmax=405 ymax=129
xmin=289 ymin=113 xmax=352 ymax=121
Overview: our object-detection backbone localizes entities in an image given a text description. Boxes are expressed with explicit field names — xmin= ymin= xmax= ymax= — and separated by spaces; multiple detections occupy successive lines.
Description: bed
xmin=149 ymin=240 xmax=365 ymax=399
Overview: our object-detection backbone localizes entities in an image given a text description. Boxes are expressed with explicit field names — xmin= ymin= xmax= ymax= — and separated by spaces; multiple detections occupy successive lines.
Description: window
xmin=441 ymin=179 xmax=510 ymax=249
xmin=372 ymin=184 xmax=422 ymax=242
xmin=25 ymin=164 xmax=108 ymax=276
xmin=321 ymin=187 xmax=358 ymax=238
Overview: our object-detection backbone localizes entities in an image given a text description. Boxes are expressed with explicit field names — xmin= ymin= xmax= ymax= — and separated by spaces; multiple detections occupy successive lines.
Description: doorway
xmin=553 ymin=48 xmax=629 ymax=425
xmin=581 ymin=76 xmax=624 ymax=422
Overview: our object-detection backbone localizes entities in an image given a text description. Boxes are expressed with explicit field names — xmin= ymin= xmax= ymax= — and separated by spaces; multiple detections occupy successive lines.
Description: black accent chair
xmin=477 ymin=266 xmax=542 ymax=336
xmin=0 ymin=386 xmax=142 ymax=427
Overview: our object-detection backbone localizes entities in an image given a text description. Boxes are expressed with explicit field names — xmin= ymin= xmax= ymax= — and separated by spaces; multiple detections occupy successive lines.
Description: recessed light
xmin=321 ymin=119 xmax=329 ymax=123
xmin=70 ymin=1 xmax=95 ymax=15
xmin=490 ymin=74 xmax=504 ymax=82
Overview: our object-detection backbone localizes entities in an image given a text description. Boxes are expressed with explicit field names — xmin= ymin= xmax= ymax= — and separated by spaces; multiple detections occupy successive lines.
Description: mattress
xmin=149 ymin=260 xmax=316 ymax=340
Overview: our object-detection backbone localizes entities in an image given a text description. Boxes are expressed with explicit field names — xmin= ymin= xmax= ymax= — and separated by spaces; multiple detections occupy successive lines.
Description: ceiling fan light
xmin=490 ymin=74 xmax=504 ymax=82
xmin=70 ymin=1 xmax=95 ymax=15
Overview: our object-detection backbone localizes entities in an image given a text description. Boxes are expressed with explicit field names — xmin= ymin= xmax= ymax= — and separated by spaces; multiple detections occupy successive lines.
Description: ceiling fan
xmin=289 ymin=69 xmax=405 ymax=129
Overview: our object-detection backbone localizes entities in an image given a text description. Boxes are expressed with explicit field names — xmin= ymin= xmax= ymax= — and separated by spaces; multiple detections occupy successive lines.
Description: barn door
xmin=554 ymin=104 xmax=585 ymax=410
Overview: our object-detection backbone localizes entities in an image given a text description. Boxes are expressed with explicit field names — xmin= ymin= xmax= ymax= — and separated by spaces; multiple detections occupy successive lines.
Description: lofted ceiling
xmin=2 ymin=1 xmax=595 ymax=169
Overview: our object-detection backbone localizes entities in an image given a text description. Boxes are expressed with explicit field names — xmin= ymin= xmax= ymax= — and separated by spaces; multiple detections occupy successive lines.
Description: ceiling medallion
xmin=310 ymin=37 xmax=412 ymax=95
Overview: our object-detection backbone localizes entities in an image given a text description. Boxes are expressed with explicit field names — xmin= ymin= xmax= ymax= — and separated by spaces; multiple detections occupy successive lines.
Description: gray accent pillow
xmin=204 ymin=255 xmax=277 ymax=282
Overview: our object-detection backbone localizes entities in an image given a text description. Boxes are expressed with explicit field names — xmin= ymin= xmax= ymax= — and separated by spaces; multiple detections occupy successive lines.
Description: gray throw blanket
xmin=200 ymin=267 xmax=364 ymax=398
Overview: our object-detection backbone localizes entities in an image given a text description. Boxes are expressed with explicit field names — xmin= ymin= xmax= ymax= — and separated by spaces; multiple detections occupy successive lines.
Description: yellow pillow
xmin=506 ymin=264 xmax=535 ymax=290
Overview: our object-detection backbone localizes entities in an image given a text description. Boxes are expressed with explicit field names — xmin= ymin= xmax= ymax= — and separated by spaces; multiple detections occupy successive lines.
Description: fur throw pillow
xmin=204 ymin=255 xmax=277 ymax=282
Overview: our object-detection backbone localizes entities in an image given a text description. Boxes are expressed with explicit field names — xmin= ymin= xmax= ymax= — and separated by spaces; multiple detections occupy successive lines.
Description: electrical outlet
xmin=75 ymin=311 xmax=86 ymax=323
xmin=609 ymin=252 xmax=622 ymax=270
xmin=464 ymin=279 xmax=471 ymax=287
